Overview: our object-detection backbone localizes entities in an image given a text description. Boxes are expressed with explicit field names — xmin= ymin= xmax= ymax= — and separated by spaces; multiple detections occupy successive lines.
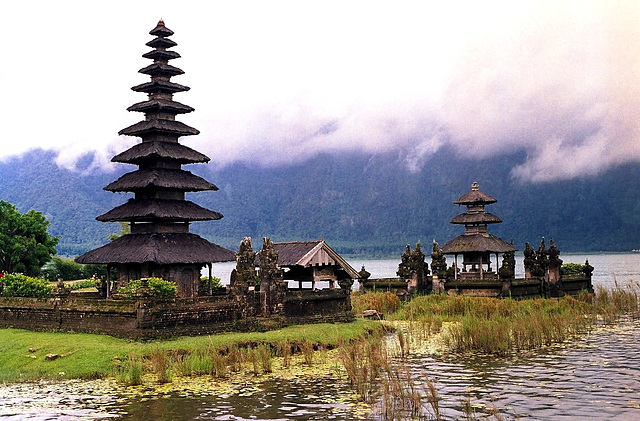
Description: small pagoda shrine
xmin=440 ymin=182 xmax=517 ymax=281
xmin=76 ymin=20 xmax=235 ymax=297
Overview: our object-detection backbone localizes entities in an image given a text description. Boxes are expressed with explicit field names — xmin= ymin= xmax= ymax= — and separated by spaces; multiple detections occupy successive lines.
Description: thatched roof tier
xmin=131 ymin=79 xmax=190 ymax=94
xmin=450 ymin=212 xmax=502 ymax=225
xmin=104 ymin=168 xmax=218 ymax=192
xmin=149 ymin=20 xmax=174 ymax=37
xmin=454 ymin=182 xmax=497 ymax=205
xmin=142 ymin=49 xmax=181 ymax=61
xmin=97 ymin=198 xmax=222 ymax=222
xmin=112 ymin=141 xmax=209 ymax=164
xmin=118 ymin=119 xmax=199 ymax=137
xmin=146 ymin=37 xmax=177 ymax=49
xmin=139 ymin=63 xmax=184 ymax=77
xmin=75 ymin=233 xmax=235 ymax=265
xmin=127 ymin=99 xmax=194 ymax=114
xmin=440 ymin=233 xmax=517 ymax=254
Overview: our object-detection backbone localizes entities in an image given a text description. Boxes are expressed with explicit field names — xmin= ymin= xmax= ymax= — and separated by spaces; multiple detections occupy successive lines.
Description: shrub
xmin=41 ymin=257 xmax=84 ymax=281
xmin=120 ymin=277 xmax=177 ymax=298
xmin=200 ymin=276 xmax=223 ymax=289
xmin=0 ymin=274 xmax=52 ymax=298
xmin=562 ymin=263 xmax=585 ymax=275
xmin=69 ymin=279 xmax=100 ymax=291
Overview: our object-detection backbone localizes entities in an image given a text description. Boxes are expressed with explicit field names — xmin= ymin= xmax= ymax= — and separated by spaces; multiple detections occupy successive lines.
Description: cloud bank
xmin=2 ymin=1 xmax=638 ymax=182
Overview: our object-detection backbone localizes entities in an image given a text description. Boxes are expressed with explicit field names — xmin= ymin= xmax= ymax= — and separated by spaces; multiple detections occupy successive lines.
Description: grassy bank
xmin=0 ymin=319 xmax=383 ymax=383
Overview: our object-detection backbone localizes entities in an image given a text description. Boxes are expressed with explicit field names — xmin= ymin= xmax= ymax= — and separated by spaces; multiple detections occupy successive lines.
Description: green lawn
xmin=0 ymin=319 xmax=382 ymax=383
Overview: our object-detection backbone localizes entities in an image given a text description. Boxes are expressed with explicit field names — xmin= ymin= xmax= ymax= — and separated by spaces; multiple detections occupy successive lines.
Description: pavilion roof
xmin=255 ymin=240 xmax=360 ymax=279
xmin=440 ymin=233 xmax=517 ymax=254
xmin=142 ymin=49 xmax=181 ymax=61
xmin=112 ymin=141 xmax=209 ymax=164
xmin=450 ymin=212 xmax=502 ymax=225
xmin=149 ymin=20 xmax=174 ymax=37
xmin=146 ymin=37 xmax=177 ymax=49
xmin=104 ymin=168 xmax=218 ymax=192
xmin=118 ymin=119 xmax=199 ymax=137
xmin=131 ymin=79 xmax=190 ymax=94
xmin=453 ymin=182 xmax=497 ymax=205
xmin=75 ymin=233 xmax=235 ymax=265
xmin=138 ymin=63 xmax=184 ymax=77
xmin=127 ymin=98 xmax=194 ymax=114
xmin=97 ymin=199 xmax=222 ymax=222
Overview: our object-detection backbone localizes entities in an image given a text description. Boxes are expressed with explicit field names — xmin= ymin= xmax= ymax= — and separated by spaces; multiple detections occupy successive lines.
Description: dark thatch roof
xmin=97 ymin=199 xmax=223 ymax=222
xmin=127 ymin=99 xmax=194 ymax=114
xmin=146 ymin=37 xmax=177 ymax=49
xmin=255 ymin=240 xmax=360 ymax=279
xmin=118 ymin=119 xmax=199 ymax=137
xmin=149 ymin=21 xmax=174 ymax=37
xmin=112 ymin=141 xmax=209 ymax=164
xmin=450 ymin=212 xmax=502 ymax=225
xmin=75 ymin=233 xmax=235 ymax=265
xmin=104 ymin=168 xmax=218 ymax=192
xmin=138 ymin=63 xmax=184 ymax=77
xmin=454 ymin=185 xmax=497 ymax=205
xmin=440 ymin=233 xmax=517 ymax=254
xmin=131 ymin=79 xmax=190 ymax=94
xmin=142 ymin=49 xmax=180 ymax=61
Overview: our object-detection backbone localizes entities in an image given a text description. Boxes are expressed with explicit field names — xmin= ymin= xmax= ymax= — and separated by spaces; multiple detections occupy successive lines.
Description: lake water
xmin=2 ymin=253 xmax=640 ymax=420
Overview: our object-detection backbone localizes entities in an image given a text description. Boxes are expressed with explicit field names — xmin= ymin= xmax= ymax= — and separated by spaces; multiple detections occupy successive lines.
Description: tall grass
xmin=351 ymin=291 xmax=402 ymax=316
xmin=371 ymin=284 xmax=640 ymax=355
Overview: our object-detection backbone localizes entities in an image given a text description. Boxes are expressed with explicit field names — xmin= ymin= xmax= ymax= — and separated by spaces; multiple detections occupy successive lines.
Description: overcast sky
xmin=1 ymin=1 xmax=638 ymax=182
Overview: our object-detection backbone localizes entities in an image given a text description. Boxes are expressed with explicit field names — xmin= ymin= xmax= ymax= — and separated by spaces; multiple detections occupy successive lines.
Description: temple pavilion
xmin=440 ymin=182 xmax=517 ymax=281
xmin=76 ymin=21 xmax=235 ymax=297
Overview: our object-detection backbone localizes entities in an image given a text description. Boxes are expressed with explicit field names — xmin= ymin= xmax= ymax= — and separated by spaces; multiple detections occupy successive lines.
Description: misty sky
xmin=1 ymin=1 xmax=638 ymax=182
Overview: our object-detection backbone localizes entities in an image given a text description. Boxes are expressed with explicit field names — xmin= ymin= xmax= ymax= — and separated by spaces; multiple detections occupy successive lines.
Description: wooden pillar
xmin=454 ymin=254 xmax=458 ymax=281
xmin=106 ymin=263 xmax=111 ymax=298
xmin=208 ymin=263 xmax=213 ymax=295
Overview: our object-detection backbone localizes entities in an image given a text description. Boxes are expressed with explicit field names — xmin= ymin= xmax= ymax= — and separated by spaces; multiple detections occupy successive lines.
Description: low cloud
xmin=3 ymin=1 xmax=639 ymax=183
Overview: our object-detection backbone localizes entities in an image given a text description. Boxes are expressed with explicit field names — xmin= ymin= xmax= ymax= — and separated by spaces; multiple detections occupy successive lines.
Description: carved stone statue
xmin=537 ymin=237 xmax=550 ymax=276
xmin=430 ymin=241 xmax=448 ymax=279
xmin=231 ymin=237 xmax=256 ymax=297
xmin=523 ymin=242 xmax=536 ymax=278
xmin=548 ymin=238 xmax=562 ymax=283
xmin=396 ymin=244 xmax=413 ymax=279
xmin=499 ymin=250 xmax=516 ymax=280
xmin=358 ymin=265 xmax=371 ymax=280
xmin=258 ymin=237 xmax=286 ymax=315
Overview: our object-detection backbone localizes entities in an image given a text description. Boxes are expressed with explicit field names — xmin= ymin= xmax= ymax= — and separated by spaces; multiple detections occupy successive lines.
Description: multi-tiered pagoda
xmin=76 ymin=20 xmax=235 ymax=297
xmin=440 ymin=182 xmax=517 ymax=281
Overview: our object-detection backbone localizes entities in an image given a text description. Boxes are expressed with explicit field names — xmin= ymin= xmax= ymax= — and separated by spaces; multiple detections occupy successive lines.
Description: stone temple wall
xmin=0 ymin=289 xmax=353 ymax=339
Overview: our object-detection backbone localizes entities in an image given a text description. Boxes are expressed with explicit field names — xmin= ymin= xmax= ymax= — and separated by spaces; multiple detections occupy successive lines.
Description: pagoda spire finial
xmin=472 ymin=181 xmax=479 ymax=191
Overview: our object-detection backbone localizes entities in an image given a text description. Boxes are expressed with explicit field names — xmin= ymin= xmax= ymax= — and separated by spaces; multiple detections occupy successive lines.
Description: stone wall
xmin=0 ymin=288 xmax=353 ymax=338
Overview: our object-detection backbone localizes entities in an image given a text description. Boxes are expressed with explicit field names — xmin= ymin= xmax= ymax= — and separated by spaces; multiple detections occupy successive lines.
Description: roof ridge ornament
xmin=472 ymin=181 xmax=479 ymax=191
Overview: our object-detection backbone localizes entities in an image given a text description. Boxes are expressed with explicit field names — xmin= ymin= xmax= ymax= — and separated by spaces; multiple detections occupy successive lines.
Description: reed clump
xmin=338 ymin=334 xmax=442 ymax=420
xmin=351 ymin=291 xmax=402 ymax=316
xmin=150 ymin=348 xmax=172 ymax=384
xmin=115 ymin=354 xmax=144 ymax=386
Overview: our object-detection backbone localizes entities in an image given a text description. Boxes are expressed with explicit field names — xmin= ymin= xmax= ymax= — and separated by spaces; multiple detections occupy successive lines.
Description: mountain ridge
xmin=1 ymin=148 xmax=638 ymax=257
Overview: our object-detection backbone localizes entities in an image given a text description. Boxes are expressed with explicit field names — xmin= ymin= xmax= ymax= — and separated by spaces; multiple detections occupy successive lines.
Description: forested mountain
xmin=1 ymin=148 xmax=639 ymax=257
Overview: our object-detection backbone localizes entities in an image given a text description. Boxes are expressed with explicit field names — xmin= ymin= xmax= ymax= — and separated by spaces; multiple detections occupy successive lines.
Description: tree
xmin=0 ymin=201 xmax=58 ymax=276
